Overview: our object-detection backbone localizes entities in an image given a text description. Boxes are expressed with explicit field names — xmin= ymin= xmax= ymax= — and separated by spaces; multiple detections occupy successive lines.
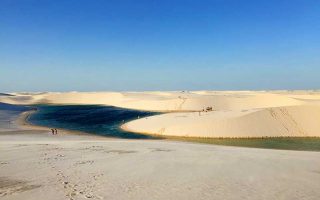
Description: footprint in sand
xmin=104 ymin=150 xmax=137 ymax=154
xmin=75 ymin=160 xmax=94 ymax=166
xmin=57 ymin=172 xmax=104 ymax=200
xmin=150 ymin=148 xmax=174 ymax=152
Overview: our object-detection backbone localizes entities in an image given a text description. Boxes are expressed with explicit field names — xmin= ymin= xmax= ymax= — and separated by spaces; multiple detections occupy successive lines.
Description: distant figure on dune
xmin=51 ymin=129 xmax=54 ymax=135
xmin=55 ymin=129 xmax=58 ymax=135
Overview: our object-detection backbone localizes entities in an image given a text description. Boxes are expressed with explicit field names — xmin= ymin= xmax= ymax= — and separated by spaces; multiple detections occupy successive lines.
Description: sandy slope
xmin=1 ymin=110 xmax=320 ymax=200
xmin=123 ymin=105 xmax=320 ymax=137
xmin=1 ymin=91 xmax=320 ymax=137
xmin=2 ymin=136 xmax=320 ymax=200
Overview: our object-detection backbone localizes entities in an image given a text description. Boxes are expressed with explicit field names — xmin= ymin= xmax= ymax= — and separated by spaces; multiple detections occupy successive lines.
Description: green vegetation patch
xmin=161 ymin=136 xmax=320 ymax=151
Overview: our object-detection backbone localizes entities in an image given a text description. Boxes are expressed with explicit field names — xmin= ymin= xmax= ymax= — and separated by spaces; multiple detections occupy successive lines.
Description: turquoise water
xmin=28 ymin=105 xmax=158 ymax=138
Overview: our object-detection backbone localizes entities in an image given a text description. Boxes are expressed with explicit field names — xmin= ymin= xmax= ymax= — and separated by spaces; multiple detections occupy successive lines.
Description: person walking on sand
xmin=55 ymin=129 xmax=58 ymax=135
xmin=51 ymin=129 xmax=54 ymax=135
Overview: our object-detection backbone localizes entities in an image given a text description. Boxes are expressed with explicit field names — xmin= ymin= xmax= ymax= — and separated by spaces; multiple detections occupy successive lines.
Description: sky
xmin=1 ymin=0 xmax=320 ymax=92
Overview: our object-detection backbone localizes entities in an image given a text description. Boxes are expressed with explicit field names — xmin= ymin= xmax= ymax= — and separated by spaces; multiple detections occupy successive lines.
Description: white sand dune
xmin=2 ymin=134 xmax=320 ymax=200
xmin=122 ymin=105 xmax=320 ymax=137
xmin=1 ymin=91 xmax=320 ymax=138
xmin=2 ymin=90 xmax=319 ymax=111
xmin=1 ymin=110 xmax=320 ymax=200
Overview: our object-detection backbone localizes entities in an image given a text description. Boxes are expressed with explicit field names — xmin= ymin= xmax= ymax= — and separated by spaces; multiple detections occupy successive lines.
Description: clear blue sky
xmin=1 ymin=0 xmax=319 ymax=92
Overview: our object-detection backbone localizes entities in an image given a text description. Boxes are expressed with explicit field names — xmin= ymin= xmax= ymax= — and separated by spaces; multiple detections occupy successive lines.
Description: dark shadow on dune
xmin=0 ymin=177 xmax=41 ymax=197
